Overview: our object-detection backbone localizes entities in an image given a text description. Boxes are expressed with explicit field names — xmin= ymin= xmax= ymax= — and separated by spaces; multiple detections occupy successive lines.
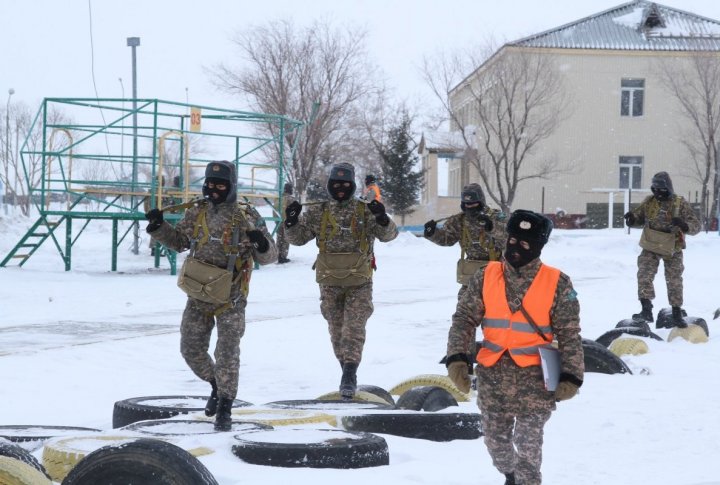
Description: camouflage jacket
xmin=628 ymin=194 xmax=700 ymax=250
xmin=149 ymin=200 xmax=278 ymax=271
xmin=448 ymin=258 xmax=584 ymax=380
xmin=286 ymin=198 xmax=398 ymax=255
xmin=426 ymin=208 xmax=507 ymax=261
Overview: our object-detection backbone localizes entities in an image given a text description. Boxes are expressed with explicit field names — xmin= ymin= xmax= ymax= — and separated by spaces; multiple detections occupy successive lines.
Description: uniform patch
xmin=566 ymin=289 xmax=578 ymax=301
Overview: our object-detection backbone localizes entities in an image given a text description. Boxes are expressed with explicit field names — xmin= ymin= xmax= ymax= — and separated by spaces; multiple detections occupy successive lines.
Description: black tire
xmin=0 ymin=442 xmax=50 ymax=479
xmin=595 ymin=327 xmax=663 ymax=347
xmin=120 ymin=419 xmax=272 ymax=436
xmin=357 ymin=385 xmax=396 ymax=407
xmin=396 ymin=386 xmax=458 ymax=412
xmin=656 ymin=307 xmax=688 ymax=329
xmin=61 ymin=438 xmax=218 ymax=485
xmin=231 ymin=428 xmax=388 ymax=468
xmin=263 ymin=399 xmax=394 ymax=412
xmin=615 ymin=318 xmax=651 ymax=332
xmin=0 ymin=426 xmax=101 ymax=445
xmin=684 ymin=317 xmax=709 ymax=336
xmin=340 ymin=412 xmax=482 ymax=442
xmin=112 ymin=395 xmax=252 ymax=428
xmin=583 ymin=338 xmax=633 ymax=375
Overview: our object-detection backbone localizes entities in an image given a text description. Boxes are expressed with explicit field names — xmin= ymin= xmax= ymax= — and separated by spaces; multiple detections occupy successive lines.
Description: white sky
xmin=4 ymin=0 xmax=720 ymax=115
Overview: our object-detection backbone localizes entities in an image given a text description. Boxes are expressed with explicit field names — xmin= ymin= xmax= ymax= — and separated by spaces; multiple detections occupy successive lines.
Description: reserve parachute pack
xmin=177 ymin=201 xmax=254 ymax=308
xmin=314 ymin=200 xmax=374 ymax=287
xmin=638 ymin=196 xmax=682 ymax=258
xmin=456 ymin=212 xmax=500 ymax=285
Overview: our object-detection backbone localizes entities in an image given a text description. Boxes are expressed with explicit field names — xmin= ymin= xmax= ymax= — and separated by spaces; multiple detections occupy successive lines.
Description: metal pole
xmin=119 ymin=77 xmax=125 ymax=178
xmin=4 ymin=88 xmax=14 ymax=215
xmin=127 ymin=37 xmax=140 ymax=255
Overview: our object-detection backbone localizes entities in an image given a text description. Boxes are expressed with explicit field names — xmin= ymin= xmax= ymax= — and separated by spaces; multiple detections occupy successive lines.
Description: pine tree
xmin=378 ymin=113 xmax=424 ymax=226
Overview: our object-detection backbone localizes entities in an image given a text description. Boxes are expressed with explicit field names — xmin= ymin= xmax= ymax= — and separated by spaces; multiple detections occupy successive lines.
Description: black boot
xmin=632 ymin=298 xmax=653 ymax=322
xmin=204 ymin=380 xmax=218 ymax=417
xmin=504 ymin=472 xmax=516 ymax=485
xmin=671 ymin=306 xmax=687 ymax=328
xmin=214 ymin=397 xmax=233 ymax=431
xmin=339 ymin=362 xmax=358 ymax=400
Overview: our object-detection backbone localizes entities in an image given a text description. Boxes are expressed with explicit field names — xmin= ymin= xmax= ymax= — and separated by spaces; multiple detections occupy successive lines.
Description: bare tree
xmin=656 ymin=54 xmax=720 ymax=227
xmin=212 ymin=18 xmax=379 ymax=199
xmin=1 ymin=102 xmax=72 ymax=216
xmin=421 ymin=43 xmax=571 ymax=213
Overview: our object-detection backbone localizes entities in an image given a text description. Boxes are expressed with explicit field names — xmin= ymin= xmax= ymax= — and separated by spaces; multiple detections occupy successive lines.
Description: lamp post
xmin=127 ymin=37 xmax=140 ymax=255
xmin=4 ymin=88 xmax=14 ymax=214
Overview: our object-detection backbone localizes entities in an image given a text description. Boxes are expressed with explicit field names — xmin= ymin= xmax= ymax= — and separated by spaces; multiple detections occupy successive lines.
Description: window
xmin=619 ymin=156 xmax=643 ymax=189
xmin=621 ymin=79 xmax=644 ymax=117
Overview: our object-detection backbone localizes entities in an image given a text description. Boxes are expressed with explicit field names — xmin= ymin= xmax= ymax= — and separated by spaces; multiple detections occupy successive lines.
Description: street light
xmin=127 ymin=37 xmax=140 ymax=255
xmin=4 ymin=88 xmax=14 ymax=214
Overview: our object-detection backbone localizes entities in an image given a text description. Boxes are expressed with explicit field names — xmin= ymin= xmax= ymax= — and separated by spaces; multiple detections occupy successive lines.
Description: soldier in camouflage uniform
xmin=145 ymin=160 xmax=277 ymax=431
xmin=276 ymin=182 xmax=294 ymax=264
xmin=284 ymin=162 xmax=398 ymax=399
xmin=424 ymin=183 xmax=507 ymax=363
xmin=446 ymin=210 xmax=584 ymax=485
xmin=624 ymin=171 xmax=700 ymax=326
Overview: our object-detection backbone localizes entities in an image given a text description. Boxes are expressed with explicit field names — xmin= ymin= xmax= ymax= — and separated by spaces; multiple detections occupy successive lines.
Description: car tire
xmin=388 ymin=374 xmax=471 ymax=402
xmin=340 ymin=412 xmax=482 ymax=442
xmin=608 ymin=337 xmax=649 ymax=357
xmin=112 ymin=395 xmax=252 ymax=428
xmin=0 ymin=456 xmax=52 ymax=485
xmin=395 ymin=386 xmax=458 ymax=412
xmin=61 ymin=438 xmax=218 ymax=485
xmin=595 ymin=327 xmax=663 ymax=347
xmin=0 ymin=442 xmax=50 ymax=479
xmin=231 ymin=428 xmax=389 ymax=468
xmin=583 ymin=338 xmax=633 ymax=375
xmin=119 ymin=419 xmax=272 ymax=436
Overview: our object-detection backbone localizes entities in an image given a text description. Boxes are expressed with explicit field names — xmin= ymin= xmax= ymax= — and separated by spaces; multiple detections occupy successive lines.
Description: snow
xmin=1 ymin=209 xmax=719 ymax=484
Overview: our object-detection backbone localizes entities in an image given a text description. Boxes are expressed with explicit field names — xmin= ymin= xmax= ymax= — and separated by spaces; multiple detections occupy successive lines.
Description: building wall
xmin=419 ymin=48 xmax=713 ymax=222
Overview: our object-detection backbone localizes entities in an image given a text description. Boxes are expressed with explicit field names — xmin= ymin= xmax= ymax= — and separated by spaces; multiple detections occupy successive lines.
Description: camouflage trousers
xmin=458 ymin=285 xmax=478 ymax=359
xmin=319 ymin=282 xmax=374 ymax=365
xmin=276 ymin=223 xmax=289 ymax=261
xmin=637 ymin=249 xmax=684 ymax=306
xmin=180 ymin=292 xmax=247 ymax=400
xmin=476 ymin=353 xmax=555 ymax=485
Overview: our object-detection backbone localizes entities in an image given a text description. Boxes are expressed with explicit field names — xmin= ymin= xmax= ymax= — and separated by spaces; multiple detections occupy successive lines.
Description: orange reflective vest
xmin=476 ymin=261 xmax=560 ymax=368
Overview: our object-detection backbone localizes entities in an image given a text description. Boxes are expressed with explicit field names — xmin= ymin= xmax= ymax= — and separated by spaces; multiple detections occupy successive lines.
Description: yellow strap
xmin=319 ymin=204 xmax=339 ymax=253
xmin=460 ymin=214 xmax=498 ymax=261
xmin=319 ymin=202 xmax=369 ymax=254
xmin=192 ymin=208 xmax=210 ymax=250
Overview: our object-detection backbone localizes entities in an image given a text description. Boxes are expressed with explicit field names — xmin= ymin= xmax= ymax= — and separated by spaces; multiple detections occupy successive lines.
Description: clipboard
xmin=539 ymin=347 xmax=561 ymax=391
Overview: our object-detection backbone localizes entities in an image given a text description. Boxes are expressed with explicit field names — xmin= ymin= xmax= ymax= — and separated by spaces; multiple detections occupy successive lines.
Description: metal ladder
xmin=0 ymin=214 xmax=68 ymax=267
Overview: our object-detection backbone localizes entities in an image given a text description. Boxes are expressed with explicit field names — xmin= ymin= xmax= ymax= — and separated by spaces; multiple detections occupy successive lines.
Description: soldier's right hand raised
xmin=285 ymin=201 xmax=302 ymax=227
xmin=624 ymin=211 xmax=635 ymax=227
xmin=145 ymin=208 xmax=164 ymax=232
xmin=424 ymin=220 xmax=437 ymax=237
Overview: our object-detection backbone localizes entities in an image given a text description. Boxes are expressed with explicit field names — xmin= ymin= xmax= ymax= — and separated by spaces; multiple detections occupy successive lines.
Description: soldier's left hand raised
xmin=479 ymin=214 xmax=494 ymax=232
xmin=671 ymin=217 xmax=689 ymax=233
xmin=368 ymin=200 xmax=389 ymax=227
xmin=246 ymin=230 xmax=269 ymax=253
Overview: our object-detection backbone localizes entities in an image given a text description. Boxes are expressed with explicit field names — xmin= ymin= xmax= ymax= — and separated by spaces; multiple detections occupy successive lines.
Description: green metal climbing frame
xmin=1 ymin=98 xmax=303 ymax=273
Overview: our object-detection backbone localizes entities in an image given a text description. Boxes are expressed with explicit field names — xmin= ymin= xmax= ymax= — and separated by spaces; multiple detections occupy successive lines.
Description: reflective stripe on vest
xmin=477 ymin=261 xmax=560 ymax=368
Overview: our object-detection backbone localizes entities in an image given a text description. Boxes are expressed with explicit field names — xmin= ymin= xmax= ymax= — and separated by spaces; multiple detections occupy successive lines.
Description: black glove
xmin=624 ymin=212 xmax=635 ymax=226
xmin=145 ymin=208 xmax=164 ymax=232
xmin=424 ymin=220 xmax=437 ymax=237
xmin=479 ymin=214 xmax=494 ymax=232
xmin=285 ymin=201 xmax=302 ymax=227
xmin=368 ymin=200 xmax=389 ymax=226
xmin=246 ymin=229 xmax=269 ymax=253
xmin=671 ymin=217 xmax=689 ymax=233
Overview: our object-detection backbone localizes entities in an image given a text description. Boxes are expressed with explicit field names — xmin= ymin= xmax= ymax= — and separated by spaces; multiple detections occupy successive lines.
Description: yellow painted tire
xmin=0 ymin=456 xmax=52 ymax=485
xmin=220 ymin=408 xmax=338 ymax=427
xmin=315 ymin=390 xmax=391 ymax=406
xmin=388 ymin=374 xmax=471 ymax=402
xmin=668 ymin=324 xmax=709 ymax=344
xmin=609 ymin=337 xmax=649 ymax=356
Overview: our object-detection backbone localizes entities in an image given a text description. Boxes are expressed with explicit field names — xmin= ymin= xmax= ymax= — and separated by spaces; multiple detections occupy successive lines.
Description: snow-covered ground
xmin=0 ymin=208 xmax=719 ymax=485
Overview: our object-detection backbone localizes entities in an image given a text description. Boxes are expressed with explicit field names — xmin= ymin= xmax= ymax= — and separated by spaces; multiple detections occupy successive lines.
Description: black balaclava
xmin=327 ymin=162 xmax=356 ymax=202
xmin=503 ymin=209 xmax=552 ymax=268
xmin=202 ymin=161 xmax=237 ymax=205
xmin=650 ymin=171 xmax=674 ymax=201
xmin=365 ymin=174 xmax=376 ymax=186
xmin=460 ymin=183 xmax=486 ymax=215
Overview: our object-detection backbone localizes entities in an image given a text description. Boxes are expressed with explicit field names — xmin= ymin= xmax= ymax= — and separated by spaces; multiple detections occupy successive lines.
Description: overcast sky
xmin=3 ymin=0 xmax=720 ymax=115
